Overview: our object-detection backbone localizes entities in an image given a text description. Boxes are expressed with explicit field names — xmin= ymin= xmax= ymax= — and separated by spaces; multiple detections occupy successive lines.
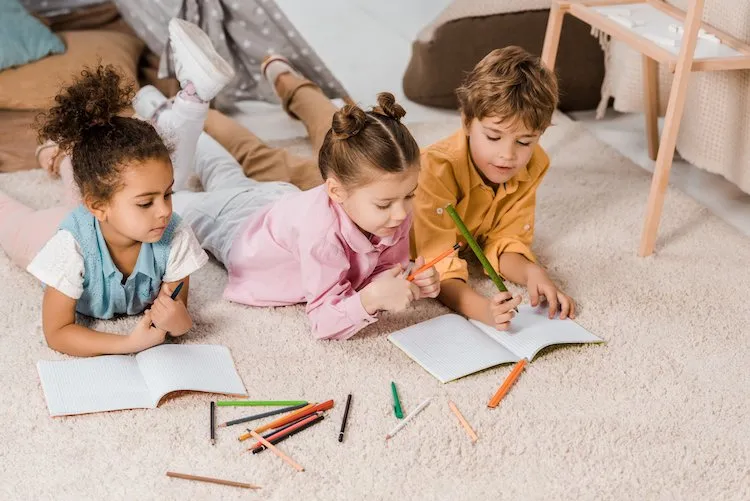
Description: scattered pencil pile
xmin=169 ymin=365 xmax=530 ymax=489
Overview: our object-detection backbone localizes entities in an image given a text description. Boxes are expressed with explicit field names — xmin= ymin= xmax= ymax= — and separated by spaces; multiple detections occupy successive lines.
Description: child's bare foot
xmin=261 ymin=55 xmax=303 ymax=97
xmin=35 ymin=141 xmax=61 ymax=177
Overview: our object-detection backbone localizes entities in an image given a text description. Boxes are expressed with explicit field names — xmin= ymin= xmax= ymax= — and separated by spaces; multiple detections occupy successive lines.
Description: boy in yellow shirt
xmin=411 ymin=46 xmax=575 ymax=330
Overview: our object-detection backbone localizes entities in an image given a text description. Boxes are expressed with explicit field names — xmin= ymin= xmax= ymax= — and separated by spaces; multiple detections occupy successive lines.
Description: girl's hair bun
xmin=37 ymin=65 xmax=133 ymax=151
xmin=331 ymin=104 xmax=368 ymax=140
xmin=372 ymin=92 xmax=406 ymax=121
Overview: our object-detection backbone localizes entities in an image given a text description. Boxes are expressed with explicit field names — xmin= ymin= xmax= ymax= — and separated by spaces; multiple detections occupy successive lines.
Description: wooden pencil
xmin=448 ymin=401 xmax=478 ymax=444
xmin=248 ymin=431 xmax=305 ymax=472
xmin=210 ymin=401 xmax=215 ymax=445
xmin=488 ymin=358 xmax=527 ymax=408
xmin=219 ymin=403 xmax=308 ymax=428
xmin=238 ymin=400 xmax=334 ymax=441
xmin=166 ymin=471 xmax=260 ymax=489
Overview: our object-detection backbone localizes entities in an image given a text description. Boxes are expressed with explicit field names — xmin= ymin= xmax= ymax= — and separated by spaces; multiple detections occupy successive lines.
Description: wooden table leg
xmin=642 ymin=55 xmax=660 ymax=161
xmin=639 ymin=0 xmax=705 ymax=257
xmin=541 ymin=2 xmax=567 ymax=71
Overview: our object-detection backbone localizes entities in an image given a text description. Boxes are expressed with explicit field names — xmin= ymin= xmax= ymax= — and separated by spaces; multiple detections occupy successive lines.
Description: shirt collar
xmin=94 ymin=219 xmax=157 ymax=279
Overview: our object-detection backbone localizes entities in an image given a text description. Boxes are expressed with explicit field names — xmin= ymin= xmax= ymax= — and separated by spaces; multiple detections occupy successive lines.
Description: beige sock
xmin=264 ymin=59 xmax=302 ymax=88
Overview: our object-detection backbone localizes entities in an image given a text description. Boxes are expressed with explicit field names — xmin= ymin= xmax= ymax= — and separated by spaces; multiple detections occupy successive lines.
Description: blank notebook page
xmin=388 ymin=314 xmax=519 ymax=383
xmin=37 ymin=356 xmax=152 ymax=417
xmin=136 ymin=344 xmax=247 ymax=405
xmin=471 ymin=305 xmax=603 ymax=361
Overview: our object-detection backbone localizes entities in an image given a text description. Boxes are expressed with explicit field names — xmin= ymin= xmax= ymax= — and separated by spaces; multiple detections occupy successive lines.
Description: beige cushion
xmin=0 ymin=30 xmax=144 ymax=110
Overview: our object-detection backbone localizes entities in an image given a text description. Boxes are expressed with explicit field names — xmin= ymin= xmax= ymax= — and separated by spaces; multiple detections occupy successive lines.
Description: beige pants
xmin=204 ymin=75 xmax=336 ymax=191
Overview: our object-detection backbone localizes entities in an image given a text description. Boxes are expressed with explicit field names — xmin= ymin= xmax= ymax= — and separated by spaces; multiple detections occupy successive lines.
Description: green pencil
xmin=391 ymin=382 xmax=403 ymax=419
xmin=444 ymin=204 xmax=508 ymax=292
xmin=216 ymin=400 xmax=308 ymax=407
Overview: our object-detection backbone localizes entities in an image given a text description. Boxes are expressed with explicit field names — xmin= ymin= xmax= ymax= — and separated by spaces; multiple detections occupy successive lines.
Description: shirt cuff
xmin=496 ymin=240 xmax=537 ymax=264
xmin=340 ymin=292 xmax=377 ymax=339
xmin=435 ymin=256 xmax=469 ymax=283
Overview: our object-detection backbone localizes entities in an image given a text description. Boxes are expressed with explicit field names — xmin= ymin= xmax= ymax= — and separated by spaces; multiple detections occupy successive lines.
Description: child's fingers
xmin=491 ymin=291 xmax=513 ymax=305
xmin=544 ymin=286 xmax=559 ymax=318
xmin=414 ymin=256 xmax=425 ymax=269
xmin=408 ymin=282 xmax=421 ymax=301
xmin=420 ymin=283 xmax=440 ymax=298
xmin=492 ymin=294 xmax=521 ymax=314
xmin=568 ymin=298 xmax=577 ymax=319
xmin=529 ymin=287 xmax=540 ymax=307
xmin=558 ymin=294 xmax=572 ymax=320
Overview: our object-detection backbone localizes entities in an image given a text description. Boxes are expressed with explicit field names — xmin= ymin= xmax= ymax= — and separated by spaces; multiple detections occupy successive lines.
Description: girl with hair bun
xmin=169 ymin=92 xmax=441 ymax=340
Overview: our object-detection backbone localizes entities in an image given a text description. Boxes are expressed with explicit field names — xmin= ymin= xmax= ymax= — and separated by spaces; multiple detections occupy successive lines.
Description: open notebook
xmin=388 ymin=305 xmax=603 ymax=383
xmin=37 ymin=344 xmax=247 ymax=417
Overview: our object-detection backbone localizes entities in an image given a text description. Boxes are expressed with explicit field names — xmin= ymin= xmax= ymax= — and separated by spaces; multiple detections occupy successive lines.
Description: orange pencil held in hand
xmin=406 ymin=243 xmax=462 ymax=281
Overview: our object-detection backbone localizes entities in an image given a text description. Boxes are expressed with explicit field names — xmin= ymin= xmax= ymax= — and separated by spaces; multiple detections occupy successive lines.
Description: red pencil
xmin=407 ymin=243 xmax=462 ymax=281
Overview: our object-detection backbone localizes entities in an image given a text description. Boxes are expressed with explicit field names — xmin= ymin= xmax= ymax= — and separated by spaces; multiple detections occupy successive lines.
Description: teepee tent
xmin=21 ymin=0 xmax=349 ymax=104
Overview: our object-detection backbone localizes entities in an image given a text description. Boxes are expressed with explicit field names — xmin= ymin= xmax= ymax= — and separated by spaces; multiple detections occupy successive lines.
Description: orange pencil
xmin=488 ymin=358 xmax=527 ymax=408
xmin=407 ymin=243 xmax=462 ymax=281
xmin=238 ymin=400 xmax=334 ymax=441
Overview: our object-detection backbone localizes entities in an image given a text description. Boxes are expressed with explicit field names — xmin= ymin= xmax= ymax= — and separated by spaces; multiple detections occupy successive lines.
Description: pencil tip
xmin=211 ymin=439 xmax=215 ymax=445
xmin=217 ymin=423 xmax=225 ymax=428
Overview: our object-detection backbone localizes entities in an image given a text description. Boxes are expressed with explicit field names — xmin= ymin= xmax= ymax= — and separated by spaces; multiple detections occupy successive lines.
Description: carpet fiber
xmin=0 ymin=113 xmax=748 ymax=500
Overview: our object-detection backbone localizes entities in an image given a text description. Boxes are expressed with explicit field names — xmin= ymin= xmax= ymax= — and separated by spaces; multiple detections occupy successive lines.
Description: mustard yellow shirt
xmin=410 ymin=129 xmax=549 ymax=283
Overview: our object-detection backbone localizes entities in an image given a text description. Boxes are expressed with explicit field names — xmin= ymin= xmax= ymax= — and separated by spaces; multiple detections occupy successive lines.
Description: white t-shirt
xmin=27 ymin=220 xmax=208 ymax=299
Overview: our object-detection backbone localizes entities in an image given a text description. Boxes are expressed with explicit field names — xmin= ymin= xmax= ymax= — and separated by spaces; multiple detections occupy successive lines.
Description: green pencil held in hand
xmin=444 ymin=204 xmax=508 ymax=292
xmin=391 ymin=382 xmax=403 ymax=419
xmin=216 ymin=400 xmax=308 ymax=407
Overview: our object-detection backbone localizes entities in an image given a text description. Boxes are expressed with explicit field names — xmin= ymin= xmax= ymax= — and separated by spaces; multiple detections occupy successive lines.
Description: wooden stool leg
xmin=541 ymin=2 xmax=567 ymax=71
xmin=642 ymin=55 xmax=660 ymax=161
xmin=639 ymin=0 xmax=705 ymax=257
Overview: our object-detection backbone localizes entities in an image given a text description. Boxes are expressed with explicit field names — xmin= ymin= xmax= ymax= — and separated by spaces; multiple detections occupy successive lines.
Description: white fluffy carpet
xmin=1 ymin=113 xmax=748 ymax=500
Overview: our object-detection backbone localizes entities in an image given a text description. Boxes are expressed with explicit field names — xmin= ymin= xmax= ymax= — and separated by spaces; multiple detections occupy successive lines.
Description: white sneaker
xmin=168 ymin=18 xmax=235 ymax=101
xmin=132 ymin=85 xmax=170 ymax=120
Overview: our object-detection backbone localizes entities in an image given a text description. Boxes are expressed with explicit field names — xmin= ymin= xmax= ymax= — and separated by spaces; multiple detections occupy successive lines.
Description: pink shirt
xmin=224 ymin=185 xmax=411 ymax=340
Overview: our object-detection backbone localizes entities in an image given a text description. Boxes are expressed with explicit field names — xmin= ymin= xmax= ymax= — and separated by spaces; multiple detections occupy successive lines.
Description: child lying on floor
xmin=411 ymin=46 xmax=576 ymax=330
xmin=0 ymin=19 xmax=233 ymax=356
xmin=158 ymin=81 xmax=442 ymax=340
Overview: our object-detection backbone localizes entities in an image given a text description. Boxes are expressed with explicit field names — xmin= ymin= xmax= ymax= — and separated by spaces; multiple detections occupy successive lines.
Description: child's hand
xmin=526 ymin=265 xmax=576 ymax=319
xmin=410 ymin=256 xmax=440 ymax=299
xmin=150 ymin=284 xmax=193 ymax=336
xmin=128 ymin=311 xmax=167 ymax=352
xmin=361 ymin=265 xmax=421 ymax=314
xmin=488 ymin=291 xmax=522 ymax=330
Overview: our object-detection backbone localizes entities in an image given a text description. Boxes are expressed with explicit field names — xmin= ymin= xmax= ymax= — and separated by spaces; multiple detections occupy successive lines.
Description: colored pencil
xmin=210 ymin=401 xmax=215 ymax=445
xmin=391 ymin=382 xmax=403 ymax=419
xmin=338 ymin=394 xmax=352 ymax=442
xmin=251 ymin=414 xmax=325 ymax=454
xmin=444 ymin=205 xmax=508 ymax=292
xmin=247 ymin=431 xmax=305 ymax=472
xmin=253 ymin=415 xmax=309 ymax=441
xmin=448 ymin=401 xmax=478 ymax=444
xmin=170 ymin=281 xmax=184 ymax=300
xmin=385 ymin=397 xmax=432 ymax=440
xmin=238 ymin=400 xmax=334 ymax=441
xmin=238 ymin=403 xmax=314 ymax=441
xmin=166 ymin=471 xmax=260 ymax=489
xmin=488 ymin=359 xmax=527 ymax=408
xmin=217 ymin=400 xmax=307 ymax=407
xmin=406 ymin=243 xmax=462 ymax=281
xmin=219 ymin=403 xmax=308 ymax=428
